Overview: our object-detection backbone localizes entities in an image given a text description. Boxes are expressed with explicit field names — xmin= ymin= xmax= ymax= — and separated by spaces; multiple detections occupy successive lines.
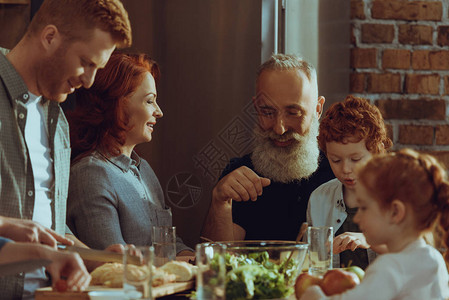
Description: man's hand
xmin=0 ymin=216 xmax=74 ymax=248
xmin=46 ymin=249 xmax=91 ymax=291
xmin=333 ymin=232 xmax=369 ymax=254
xmin=0 ymin=242 xmax=90 ymax=291
xmin=213 ymin=166 xmax=271 ymax=203
xmin=202 ymin=166 xmax=269 ymax=241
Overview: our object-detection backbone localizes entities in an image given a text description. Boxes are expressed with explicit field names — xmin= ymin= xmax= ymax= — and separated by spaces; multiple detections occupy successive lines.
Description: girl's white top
xmin=301 ymin=238 xmax=449 ymax=300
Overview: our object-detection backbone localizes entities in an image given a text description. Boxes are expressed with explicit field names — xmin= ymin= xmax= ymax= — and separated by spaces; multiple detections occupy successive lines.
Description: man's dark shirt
xmin=220 ymin=152 xmax=334 ymax=241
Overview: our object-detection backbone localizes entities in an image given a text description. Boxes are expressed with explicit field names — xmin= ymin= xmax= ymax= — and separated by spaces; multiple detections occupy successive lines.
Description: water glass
xmin=123 ymin=246 xmax=153 ymax=300
xmin=196 ymin=242 xmax=226 ymax=300
xmin=308 ymin=226 xmax=333 ymax=276
xmin=152 ymin=226 xmax=176 ymax=267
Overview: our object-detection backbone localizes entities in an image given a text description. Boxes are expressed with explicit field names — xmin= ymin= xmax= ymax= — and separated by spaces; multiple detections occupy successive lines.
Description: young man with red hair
xmin=0 ymin=0 xmax=132 ymax=297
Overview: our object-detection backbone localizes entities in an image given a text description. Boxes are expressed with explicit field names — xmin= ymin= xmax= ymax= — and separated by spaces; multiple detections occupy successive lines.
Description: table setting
xmin=31 ymin=223 xmax=366 ymax=300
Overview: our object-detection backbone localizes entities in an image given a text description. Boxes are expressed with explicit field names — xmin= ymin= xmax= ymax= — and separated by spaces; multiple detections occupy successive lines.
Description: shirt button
xmin=18 ymin=113 xmax=25 ymax=119
xmin=27 ymin=190 xmax=33 ymax=197
xmin=50 ymin=118 xmax=54 ymax=124
xmin=337 ymin=219 xmax=341 ymax=223
xmin=23 ymin=94 xmax=29 ymax=100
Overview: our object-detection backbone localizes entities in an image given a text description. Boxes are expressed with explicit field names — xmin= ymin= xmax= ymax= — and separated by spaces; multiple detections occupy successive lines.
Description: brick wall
xmin=350 ymin=0 xmax=449 ymax=166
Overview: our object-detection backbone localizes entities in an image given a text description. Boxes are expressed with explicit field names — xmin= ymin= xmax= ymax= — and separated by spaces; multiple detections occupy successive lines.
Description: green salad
xmin=214 ymin=251 xmax=296 ymax=300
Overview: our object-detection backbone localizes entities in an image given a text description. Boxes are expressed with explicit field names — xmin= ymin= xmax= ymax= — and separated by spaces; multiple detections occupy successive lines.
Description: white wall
xmin=285 ymin=0 xmax=350 ymax=110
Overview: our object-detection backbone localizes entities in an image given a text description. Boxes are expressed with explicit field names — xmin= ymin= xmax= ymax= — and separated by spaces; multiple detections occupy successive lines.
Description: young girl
xmin=307 ymin=95 xmax=392 ymax=269
xmin=301 ymin=149 xmax=449 ymax=300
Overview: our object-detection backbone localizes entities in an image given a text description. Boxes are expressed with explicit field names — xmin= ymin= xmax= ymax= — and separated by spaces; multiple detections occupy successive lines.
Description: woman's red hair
xmin=68 ymin=52 xmax=160 ymax=161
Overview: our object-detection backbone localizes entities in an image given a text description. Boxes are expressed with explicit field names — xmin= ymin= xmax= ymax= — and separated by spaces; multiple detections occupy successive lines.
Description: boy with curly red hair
xmin=307 ymin=95 xmax=392 ymax=270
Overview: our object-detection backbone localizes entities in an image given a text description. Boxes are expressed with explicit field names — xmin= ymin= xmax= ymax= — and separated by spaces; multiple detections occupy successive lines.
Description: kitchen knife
xmin=58 ymin=245 xmax=141 ymax=265
xmin=0 ymin=259 xmax=52 ymax=276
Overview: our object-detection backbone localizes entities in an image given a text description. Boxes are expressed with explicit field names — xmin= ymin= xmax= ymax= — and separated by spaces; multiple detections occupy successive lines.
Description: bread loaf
xmin=90 ymin=262 xmax=176 ymax=287
xmin=159 ymin=261 xmax=197 ymax=281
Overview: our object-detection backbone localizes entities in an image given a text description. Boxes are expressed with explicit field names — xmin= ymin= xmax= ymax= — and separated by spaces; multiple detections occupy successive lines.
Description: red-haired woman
xmin=66 ymin=52 xmax=193 ymax=257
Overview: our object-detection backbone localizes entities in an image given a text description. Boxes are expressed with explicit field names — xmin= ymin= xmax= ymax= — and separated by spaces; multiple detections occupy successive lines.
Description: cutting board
xmin=35 ymin=281 xmax=194 ymax=300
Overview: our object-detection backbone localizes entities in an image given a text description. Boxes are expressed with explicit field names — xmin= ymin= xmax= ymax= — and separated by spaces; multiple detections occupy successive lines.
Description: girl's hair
xmin=318 ymin=95 xmax=392 ymax=154
xmin=358 ymin=148 xmax=449 ymax=262
xmin=68 ymin=52 xmax=160 ymax=161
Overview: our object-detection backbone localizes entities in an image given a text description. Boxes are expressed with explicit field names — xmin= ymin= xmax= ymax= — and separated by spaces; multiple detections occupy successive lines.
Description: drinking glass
xmin=152 ymin=226 xmax=176 ymax=267
xmin=307 ymin=226 xmax=333 ymax=276
xmin=196 ymin=242 xmax=226 ymax=300
xmin=123 ymin=246 xmax=153 ymax=300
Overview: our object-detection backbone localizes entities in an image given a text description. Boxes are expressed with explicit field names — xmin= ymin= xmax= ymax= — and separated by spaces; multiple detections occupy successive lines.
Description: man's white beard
xmin=251 ymin=116 xmax=320 ymax=183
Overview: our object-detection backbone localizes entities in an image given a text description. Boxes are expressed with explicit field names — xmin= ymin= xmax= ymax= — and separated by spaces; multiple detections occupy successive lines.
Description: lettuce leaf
xmin=213 ymin=251 xmax=294 ymax=300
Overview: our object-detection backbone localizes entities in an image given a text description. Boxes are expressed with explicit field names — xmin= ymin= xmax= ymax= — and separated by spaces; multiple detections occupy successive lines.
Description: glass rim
xmin=196 ymin=242 xmax=228 ymax=249
xmin=308 ymin=226 xmax=333 ymax=229
xmin=222 ymin=240 xmax=308 ymax=250
xmin=124 ymin=245 xmax=154 ymax=251
xmin=152 ymin=225 xmax=176 ymax=229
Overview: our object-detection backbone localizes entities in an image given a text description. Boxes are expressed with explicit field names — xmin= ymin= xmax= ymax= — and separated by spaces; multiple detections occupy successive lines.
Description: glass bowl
xmin=221 ymin=240 xmax=308 ymax=300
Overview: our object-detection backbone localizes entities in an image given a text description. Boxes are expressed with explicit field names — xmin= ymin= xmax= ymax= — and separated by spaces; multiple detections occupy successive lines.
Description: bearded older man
xmin=202 ymin=54 xmax=334 ymax=241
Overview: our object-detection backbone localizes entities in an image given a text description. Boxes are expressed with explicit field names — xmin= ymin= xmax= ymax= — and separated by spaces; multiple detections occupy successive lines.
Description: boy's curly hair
xmin=318 ymin=95 xmax=392 ymax=154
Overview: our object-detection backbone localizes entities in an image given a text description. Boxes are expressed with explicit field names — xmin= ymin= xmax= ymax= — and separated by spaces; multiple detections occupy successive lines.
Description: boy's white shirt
xmin=307 ymin=178 xmax=377 ymax=268
xmin=300 ymin=238 xmax=449 ymax=300
xmin=307 ymin=178 xmax=347 ymax=233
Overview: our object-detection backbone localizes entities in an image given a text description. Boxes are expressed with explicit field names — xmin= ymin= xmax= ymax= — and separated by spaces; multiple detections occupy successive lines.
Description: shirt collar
xmin=0 ymin=53 xmax=29 ymax=105
xmin=336 ymin=180 xmax=346 ymax=210
xmin=26 ymin=92 xmax=42 ymax=106
xmin=98 ymin=150 xmax=142 ymax=172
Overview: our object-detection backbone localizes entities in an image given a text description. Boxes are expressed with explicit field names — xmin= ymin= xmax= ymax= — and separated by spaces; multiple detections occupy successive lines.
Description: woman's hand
xmin=176 ymin=250 xmax=195 ymax=263
xmin=333 ymin=232 xmax=370 ymax=254
xmin=84 ymin=243 xmax=137 ymax=271
xmin=104 ymin=243 xmax=126 ymax=254
xmin=104 ymin=243 xmax=140 ymax=256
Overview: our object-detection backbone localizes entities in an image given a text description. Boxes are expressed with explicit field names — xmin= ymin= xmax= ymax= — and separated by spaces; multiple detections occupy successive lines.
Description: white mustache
xmin=256 ymin=128 xmax=302 ymax=143
xmin=251 ymin=117 xmax=320 ymax=183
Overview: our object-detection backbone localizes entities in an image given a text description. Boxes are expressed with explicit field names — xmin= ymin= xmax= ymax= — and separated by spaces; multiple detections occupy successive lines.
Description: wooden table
xmin=35 ymin=281 xmax=194 ymax=300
